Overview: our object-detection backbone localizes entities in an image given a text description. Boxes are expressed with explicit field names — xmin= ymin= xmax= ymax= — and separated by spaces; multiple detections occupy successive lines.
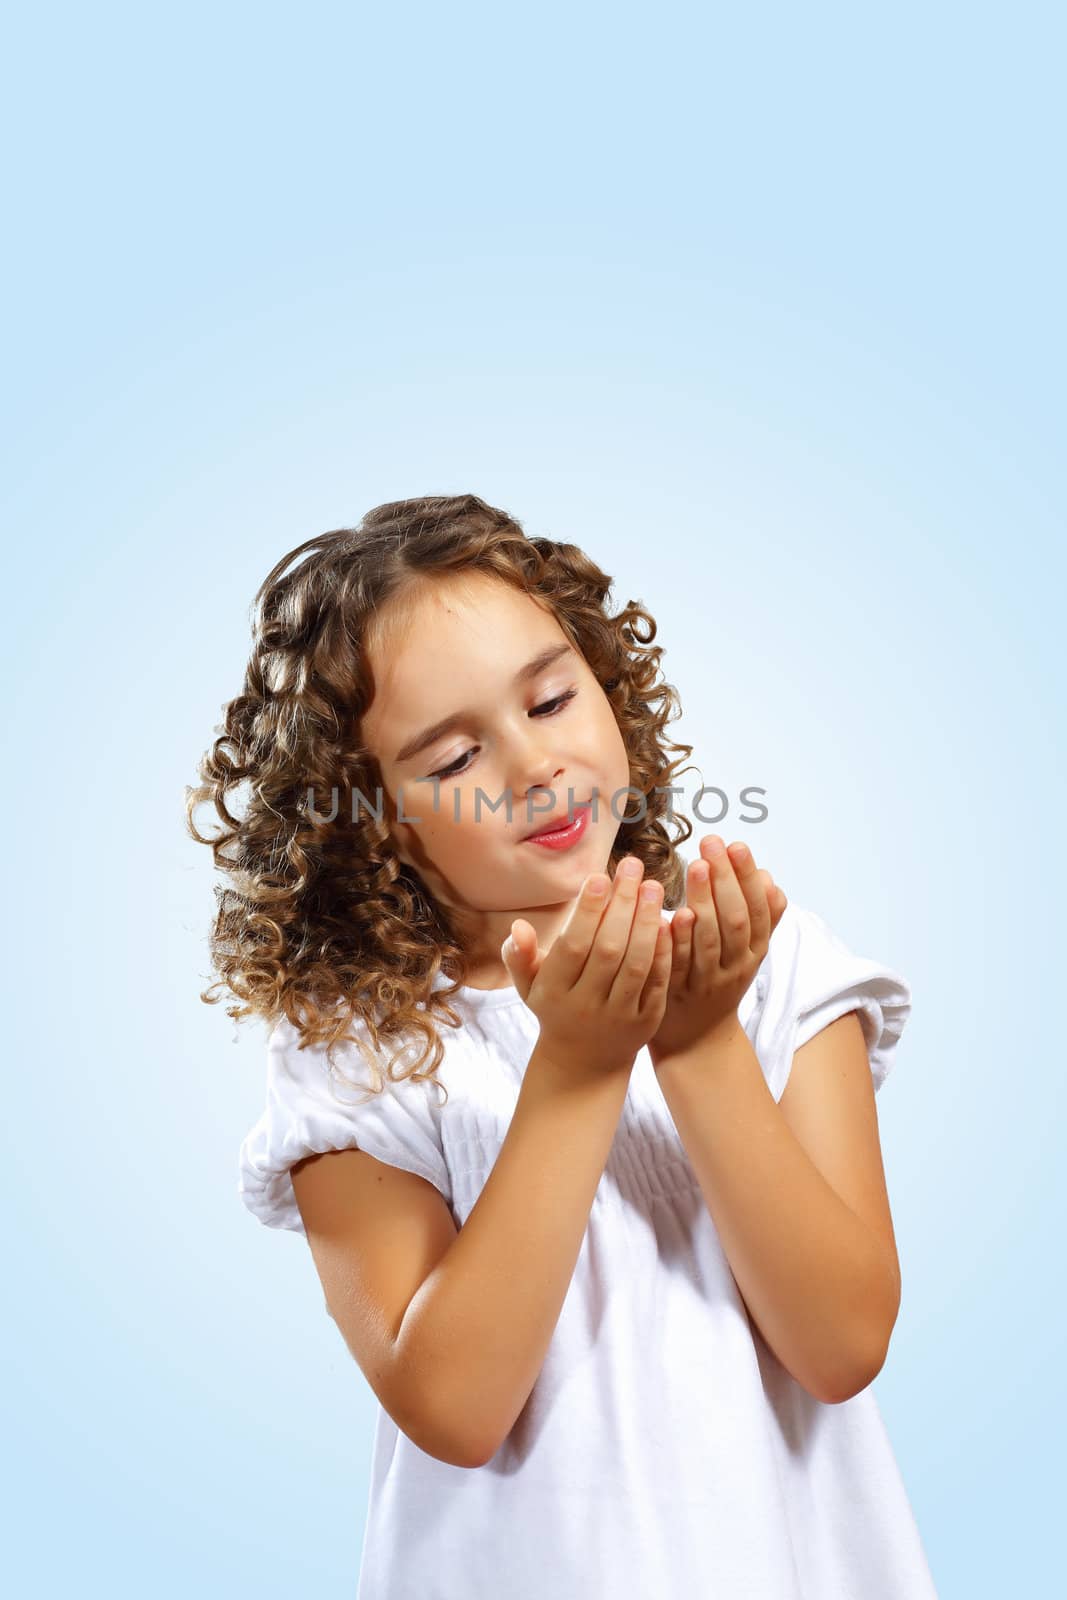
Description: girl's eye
xmin=530 ymin=687 xmax=578 ymax=721
xmin=428 ymin=688 xmax=579 ymax=781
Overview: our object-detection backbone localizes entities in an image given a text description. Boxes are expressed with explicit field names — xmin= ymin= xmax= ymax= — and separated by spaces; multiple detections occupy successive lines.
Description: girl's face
xmin=361 ymin=572 xmax=632 ymax=984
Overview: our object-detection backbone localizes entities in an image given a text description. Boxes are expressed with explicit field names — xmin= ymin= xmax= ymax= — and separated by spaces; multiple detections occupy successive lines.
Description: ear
xmin=383 ymin=779 xmax=426 ymax=874
xmin=388 ymin=797 xmax=434 ymax=879
xmin=391 ymin=821 xmax=417 ymax=873
xmin=389 ymin=816 xmax=468 ymax=926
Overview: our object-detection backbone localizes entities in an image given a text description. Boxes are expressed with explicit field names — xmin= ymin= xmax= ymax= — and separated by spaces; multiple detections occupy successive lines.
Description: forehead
xmin=371 ymin=572 xmax=556 ymax=663
xmin=363 ymin=573 xmax=564 ymax=732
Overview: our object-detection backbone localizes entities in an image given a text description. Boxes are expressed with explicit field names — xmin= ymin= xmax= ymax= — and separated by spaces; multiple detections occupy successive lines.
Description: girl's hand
xmin=648 ymin=836 xmax=788 ymax=1066
xmin=502 ymin=857 xmax=673 ymax=1080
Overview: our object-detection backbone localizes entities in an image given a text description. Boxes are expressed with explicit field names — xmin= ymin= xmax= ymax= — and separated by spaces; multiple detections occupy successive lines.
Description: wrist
xmin=650 ymin=1009 xmax=744 ymax=1071
xmin=531 ymin=1038 xmax=637 ymax=1093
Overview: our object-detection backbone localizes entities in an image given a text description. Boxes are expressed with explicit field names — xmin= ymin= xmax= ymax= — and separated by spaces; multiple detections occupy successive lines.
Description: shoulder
xmin=757 ymin=898 xmax=913 ymax=1100
xmin=267 ymin=1003 xmax=473 ymax=1093
xmin=239 ymin=1009 xmax=464 ymax=1235
xmin=263 ymin=1011 xmax=381 ymax=1108
xmin=772 ymin=899 xmax=910 ymax=1010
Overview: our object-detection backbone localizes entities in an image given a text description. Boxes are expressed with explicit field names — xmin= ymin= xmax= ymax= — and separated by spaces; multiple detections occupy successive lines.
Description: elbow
xmin=422 ymin=1403 xmax=501 ymax=1468
xmin=423 ymin=1418 xmax=503 ymax=1470
xmin=417 ymin=1432 xmax=495 ymax=1470
xmin=387 ymin=1338 xmax=501 ymax=1470
xmin=387 ymin=1303 xmax=527 ymax=1469
xmin=417 ymin=1400 xmax=506 ymax=1468
xmin=386 ymin=1382 xmax=495 ymax=1469
xmin=389 ymin=1396 xmax=494 ymax=1469
xmin=818 ymin=1260 xmax=902 ymax=1406
xmin=454 ymin=1437 xmax=500 ymax=1470
xmin=816 ymin=1341 xmax=888 ymax=1406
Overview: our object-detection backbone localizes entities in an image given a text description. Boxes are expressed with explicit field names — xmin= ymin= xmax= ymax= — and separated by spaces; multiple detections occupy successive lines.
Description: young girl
xmin=189 ymin=493 xmax=937 ymax=1598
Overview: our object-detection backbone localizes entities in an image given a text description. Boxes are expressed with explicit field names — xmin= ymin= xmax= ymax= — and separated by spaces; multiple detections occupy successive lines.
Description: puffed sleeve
xmin=238 ymin=1015 xmax=454 ymax=1235
xmin=753 ymin=900 xmax=913 ymax=1103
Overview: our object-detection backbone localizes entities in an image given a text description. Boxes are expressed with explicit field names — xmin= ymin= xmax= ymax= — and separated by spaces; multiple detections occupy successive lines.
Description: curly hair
xmin=185 ymin=493 xmax=697 ymax=1104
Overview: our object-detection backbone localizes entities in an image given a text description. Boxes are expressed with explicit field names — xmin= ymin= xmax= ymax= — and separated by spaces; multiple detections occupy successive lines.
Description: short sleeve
xmin=238 ymin=1016 xmax=453 ymax=1235
xmin=755 ymin=901 xmax=912 ymax=1104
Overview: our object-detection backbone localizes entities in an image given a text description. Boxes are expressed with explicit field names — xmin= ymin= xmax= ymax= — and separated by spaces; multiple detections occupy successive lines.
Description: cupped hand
xmin=648 ymin=836 xmax=788 ymax=1066
xmin=501 ymin=857 xmax=673 ymax=1081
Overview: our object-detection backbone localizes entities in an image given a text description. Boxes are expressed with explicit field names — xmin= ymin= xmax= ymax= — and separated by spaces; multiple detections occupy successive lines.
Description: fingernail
xmin=620 ymin=858 xmax=642 ymax=879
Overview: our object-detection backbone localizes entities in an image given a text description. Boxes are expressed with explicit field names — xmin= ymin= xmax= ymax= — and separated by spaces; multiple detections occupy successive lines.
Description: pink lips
xmin=523 ymin=803 xmax=593 ymax=850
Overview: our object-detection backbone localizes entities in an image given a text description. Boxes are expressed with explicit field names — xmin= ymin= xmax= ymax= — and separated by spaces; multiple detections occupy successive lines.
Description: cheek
xmin=602 ymin=710 xmax=630 ymax=771
xmin=424 ymin=814 xmax=489 ymax=864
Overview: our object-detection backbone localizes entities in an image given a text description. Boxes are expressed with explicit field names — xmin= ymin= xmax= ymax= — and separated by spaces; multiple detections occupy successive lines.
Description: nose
xmin=506 ymin=730 xmax=565 ymax=827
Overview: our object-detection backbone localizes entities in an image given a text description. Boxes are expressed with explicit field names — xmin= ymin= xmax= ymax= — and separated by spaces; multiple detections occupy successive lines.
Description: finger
xmin=608 ymin=876 xmax=664 ymax=1010
xmin=668 ymin=908 xmax=696 ymax=998
xmin=639 ymin=918 xmax=675 ymax=1018
xmin=770 ymin=883 xmax=789 ymax=926
xmin=543 ymin=872 xmax=613 ymax=990
xmin=506 ymin=918 xmax=536 ymax=954
xmin=727 ymin=842 xmax=770 ymax=951
xmin=700 ymin=835 xmax=750 ymax=967
xmin=686 ymin=854 xmax=722 ymax=989
xmin=757 ymin=870 xmax=787 ymax=934
xmin=578 ymin=856 xmax=646 ymax=999
xmin=502 ymin=920 xmax=536 ymax=1000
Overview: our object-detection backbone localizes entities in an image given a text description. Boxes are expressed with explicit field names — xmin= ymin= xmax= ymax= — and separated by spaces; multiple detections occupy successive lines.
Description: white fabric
xmin=238 ymin=900 xmax=937 ymax=1598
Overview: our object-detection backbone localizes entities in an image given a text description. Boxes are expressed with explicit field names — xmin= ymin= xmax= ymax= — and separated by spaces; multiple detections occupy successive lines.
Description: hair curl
xmin=185 ymin=493 xmax=697 ymax=1103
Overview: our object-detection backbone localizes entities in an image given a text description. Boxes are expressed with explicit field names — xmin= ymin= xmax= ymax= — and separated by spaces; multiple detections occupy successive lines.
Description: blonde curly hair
xmin=185 ymin=493 xmax=696 ymax=1103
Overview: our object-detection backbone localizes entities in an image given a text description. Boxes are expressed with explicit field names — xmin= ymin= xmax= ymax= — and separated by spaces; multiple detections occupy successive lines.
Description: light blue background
xmin=3 ymin=2 xmax=1062 ymax=1594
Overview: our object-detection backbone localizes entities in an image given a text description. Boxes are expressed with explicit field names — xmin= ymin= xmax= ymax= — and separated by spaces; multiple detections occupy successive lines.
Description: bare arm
xmin=293 ymin=859 xmax=669 ymax=1470
xmin=654 ymin=1012 xmax=900 ymax=1404
xmin=395 ymin=1043 xmax=633 ymax=1465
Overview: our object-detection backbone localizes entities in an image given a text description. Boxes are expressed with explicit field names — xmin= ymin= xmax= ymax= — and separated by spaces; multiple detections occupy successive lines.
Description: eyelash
xmin=428 ymin=688 xmax=579 ymax=780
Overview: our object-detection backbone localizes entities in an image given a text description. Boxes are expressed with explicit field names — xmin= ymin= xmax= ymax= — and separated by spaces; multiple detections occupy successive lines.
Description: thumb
xmin=502 ymin=919 xmax=539 ymax=997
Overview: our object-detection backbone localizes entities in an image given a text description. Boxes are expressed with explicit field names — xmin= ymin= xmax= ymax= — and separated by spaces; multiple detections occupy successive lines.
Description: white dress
xmin=238 ymin=901 xmax=939 ymax=1598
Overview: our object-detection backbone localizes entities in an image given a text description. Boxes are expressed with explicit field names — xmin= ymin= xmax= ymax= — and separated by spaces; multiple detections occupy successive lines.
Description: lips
xmin=523 ymin=801 xmax=592 ymax=841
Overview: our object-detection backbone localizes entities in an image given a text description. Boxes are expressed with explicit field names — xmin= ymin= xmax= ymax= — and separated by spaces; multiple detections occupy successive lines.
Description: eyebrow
xmin=394 ymin=642 xmax=577 ymax=766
